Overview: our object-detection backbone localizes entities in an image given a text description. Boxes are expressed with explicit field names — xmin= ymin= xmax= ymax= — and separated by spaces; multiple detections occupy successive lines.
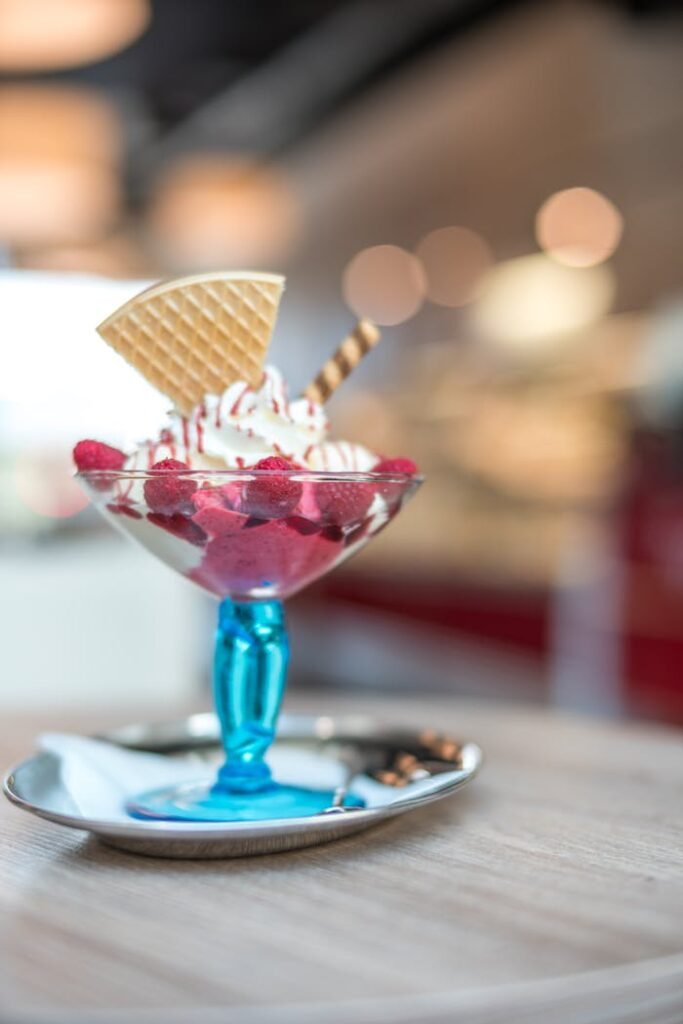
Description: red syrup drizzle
xmin=195 ymin=405 xmax=206 ymax=454
xmin=229 ymin=384 xmax=251 ymax=416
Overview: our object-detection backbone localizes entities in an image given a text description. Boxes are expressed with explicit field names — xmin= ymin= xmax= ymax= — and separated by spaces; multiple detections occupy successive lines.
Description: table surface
xmin=2 ymin=695 xmax=683 ymax=1024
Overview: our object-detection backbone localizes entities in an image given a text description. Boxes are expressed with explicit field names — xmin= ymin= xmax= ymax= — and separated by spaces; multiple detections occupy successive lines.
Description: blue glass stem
xmin=212 ymin=598 xmax=289 ymax=795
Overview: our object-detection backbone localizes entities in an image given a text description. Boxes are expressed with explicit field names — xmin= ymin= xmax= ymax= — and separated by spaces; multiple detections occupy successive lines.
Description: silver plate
xmin=3 ymin=712 xmax=482 ymax=859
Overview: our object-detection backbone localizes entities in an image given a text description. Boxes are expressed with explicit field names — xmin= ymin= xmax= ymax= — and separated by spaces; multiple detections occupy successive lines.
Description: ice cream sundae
xmin=74 ymin=271 xmax=421 ymax=822
xmin=74 ymin=272 xmax=418 ymax=602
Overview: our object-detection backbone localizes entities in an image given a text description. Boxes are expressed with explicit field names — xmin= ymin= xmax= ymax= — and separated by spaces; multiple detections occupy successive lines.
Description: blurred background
xmin=1 ymin=0 xmax=682 ymax=724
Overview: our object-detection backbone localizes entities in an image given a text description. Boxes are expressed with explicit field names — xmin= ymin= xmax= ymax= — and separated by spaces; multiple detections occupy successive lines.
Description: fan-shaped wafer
xmin=97 ymin=271 xmax=285 ymax=416
xmin=303 ymin=320 xmax=380 ymax=404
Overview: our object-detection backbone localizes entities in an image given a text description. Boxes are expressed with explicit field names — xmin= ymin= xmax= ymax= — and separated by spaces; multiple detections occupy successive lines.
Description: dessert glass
xmin=78 ymin=467 xmax=421 ymax=822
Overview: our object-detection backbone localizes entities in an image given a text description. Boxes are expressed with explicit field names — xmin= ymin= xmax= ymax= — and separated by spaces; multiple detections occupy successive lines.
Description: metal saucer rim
xmin=2 ymin=712 xmax=483 ymax=847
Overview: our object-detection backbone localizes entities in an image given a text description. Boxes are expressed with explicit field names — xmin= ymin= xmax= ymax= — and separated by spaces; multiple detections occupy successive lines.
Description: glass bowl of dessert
xmin=74 ymin=272 xmax=422 ymax=822
xmin=78 ymin=463 xmax=420 ymax=821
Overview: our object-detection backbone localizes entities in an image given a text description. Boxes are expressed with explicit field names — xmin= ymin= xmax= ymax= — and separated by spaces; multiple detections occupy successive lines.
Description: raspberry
xmin=316 ymin=481 xmax=373 ymax=527
xmin=252 ymin=456 xmax=296 ymax=469
xmin=220 ymin=481 xmax=243 ymax=510
xmin=286 ymin=516 xmax=320 ymax=536
xmin=144 ymin=459 xmax=197 ymax=514
xmin=192 ymin=505 xmax=246 ymax=538
xmin=192 ymin=486 xmax=225 ymax=512
xmin=242 ymin=456 xmax=302 ymax=519
xmin=372 ymin=456 xmax=417 ymax=513
xmin=190 ymin=517 xmax=341 ymax=599
xmin=373 ymin=457 xmax=418 ymax=474
xmin=147 ymin=512 xmax=206 ymax=547
xmin=321 ymin=523 xmax=346 ymax=542
xmin=73 ymin=439 xmax=126 ymax=472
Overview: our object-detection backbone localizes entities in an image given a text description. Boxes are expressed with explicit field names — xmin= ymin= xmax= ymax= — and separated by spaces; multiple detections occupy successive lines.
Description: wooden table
xmin=2 ymin=696 xmax=682 ymax=1024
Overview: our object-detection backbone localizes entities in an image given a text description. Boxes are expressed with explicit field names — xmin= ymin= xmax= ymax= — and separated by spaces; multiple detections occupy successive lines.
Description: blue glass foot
xmin=127 ymin=780 xmax=365 ymax=822
xmin=127 ymin=598 xmax=366 ymax=823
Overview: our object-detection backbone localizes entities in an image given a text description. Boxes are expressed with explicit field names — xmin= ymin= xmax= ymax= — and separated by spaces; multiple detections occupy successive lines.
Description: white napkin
xmin=39 ymin=733 xmax=462 ymax=823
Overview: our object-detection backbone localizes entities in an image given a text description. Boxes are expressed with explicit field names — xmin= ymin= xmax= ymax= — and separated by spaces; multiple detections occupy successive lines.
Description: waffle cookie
xmin=97 ymin=271 xmax=284 ymax=415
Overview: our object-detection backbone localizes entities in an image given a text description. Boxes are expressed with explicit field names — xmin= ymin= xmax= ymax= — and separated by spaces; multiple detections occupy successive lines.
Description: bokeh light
xmin=416 ymin=226 xmax=493 ymax=307
xmin=147 ymin=155 xmax=300 ymax=269
xmin=0 ymin=0 xmax=150 ymax=72
xmin=535 ymin=187 xmax=623 ymax=268
xmin=0 ymin=86 xmax=121 ymax=245
xmin=0 ymin=164 xmax=120 ymax=246
xmin=0 ymin=85 xmax=121 ymax=163
xmin=472 ymin=253 xmax=615 ymax=355
xmin=342 ymin=244 xmax=426 ymax=326
xmin=14 ymin=453 xmax=90 ymax=519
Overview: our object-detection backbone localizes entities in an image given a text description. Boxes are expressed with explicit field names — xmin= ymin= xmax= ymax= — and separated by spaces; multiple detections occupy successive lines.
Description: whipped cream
xmin=126 ymin=366 xmax=377 ymax=472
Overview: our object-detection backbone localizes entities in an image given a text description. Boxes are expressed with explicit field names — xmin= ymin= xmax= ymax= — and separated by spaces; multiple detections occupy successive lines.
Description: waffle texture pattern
xmin=97 ymin=272 xmax=284 ymax=415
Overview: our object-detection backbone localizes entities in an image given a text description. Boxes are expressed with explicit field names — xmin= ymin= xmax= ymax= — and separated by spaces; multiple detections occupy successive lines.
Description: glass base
xmin=126 ymin=779 xmax=365 ymax=822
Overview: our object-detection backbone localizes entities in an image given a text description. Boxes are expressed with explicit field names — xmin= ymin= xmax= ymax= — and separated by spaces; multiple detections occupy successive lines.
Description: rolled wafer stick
xmin=303 ymin=320 xmax=381 ymax=404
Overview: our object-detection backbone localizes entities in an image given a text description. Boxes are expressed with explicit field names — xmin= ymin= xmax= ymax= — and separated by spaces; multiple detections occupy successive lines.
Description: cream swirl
xmin=306 ymin=441 xmax=378 ymax=472
xmin=126 ymin=366 xmax=377 ymax=471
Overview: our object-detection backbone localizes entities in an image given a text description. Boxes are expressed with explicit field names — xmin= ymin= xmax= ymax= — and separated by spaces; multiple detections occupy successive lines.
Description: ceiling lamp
xmin=0 ymin=85 xmax=121 ymax=246
xmin=0 ymin=0 xmax=150 ymax=72
xmin=148 ymin=156 xmax=300 ymax=269
xmin=535 ymin=187 xmax=623 ymax=268
xmin=342 ymin=244 xmax=425 ymax=326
